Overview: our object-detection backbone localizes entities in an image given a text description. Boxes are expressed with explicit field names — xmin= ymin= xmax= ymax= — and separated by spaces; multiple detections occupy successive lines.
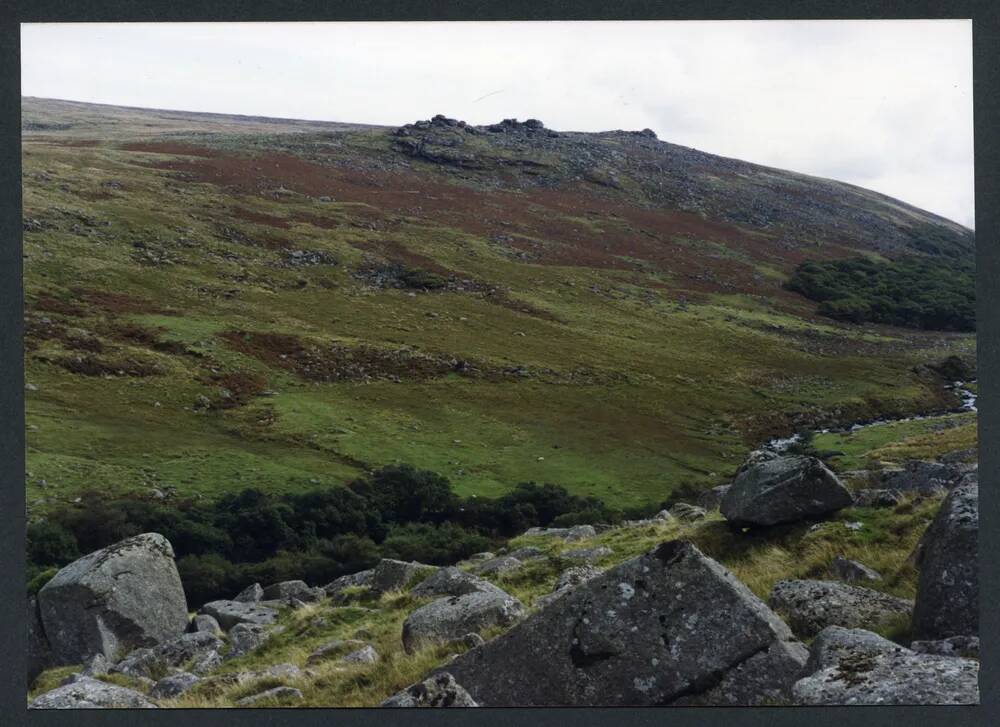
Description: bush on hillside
xmin=786 ymin=255 xmax=975 ymax=331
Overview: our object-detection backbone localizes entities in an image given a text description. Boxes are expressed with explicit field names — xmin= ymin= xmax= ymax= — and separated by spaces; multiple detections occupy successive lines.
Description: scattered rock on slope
xmin=443 ymin=540 xmax=806 ymax=706
xmin=767 ymin=580 xmax=913 ymax=639
xmin=323 ymin=568 xmax=374 ymax=602
xmin=721 ymin=455 xmax=853 ymax=526
xmin=36 ymin=533 xmax=188 ymax=666
xmin=911 ymin=477 xmax=978 ymax=641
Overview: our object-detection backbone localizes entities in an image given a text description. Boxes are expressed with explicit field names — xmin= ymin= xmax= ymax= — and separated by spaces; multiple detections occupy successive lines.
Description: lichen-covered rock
xmin=261 ymin=580 xmax=322 ymax=602
xmin=561 ymin=545 xmax=612 ymax=563
xmin=910 ymin=635 xmax=979 ymax=659
xmin=235 ymin=686 xmax=304 ymax=706
xmin=721 ymin=456 xmax=853 ymax=526
xmin=381 ymin=672 xmax=478 ymax=707
xmin=370 ymin=559 xmax=437 ymax=595
xmin=225 ymin=622 xmax=273 ymax=659
xmin=29 ymin=676 xmax=157 ymax=709
xmin=768 ymin=580 xmax=912 ymax=638
xmin=188 ymin=614 xmax=222 ymax=635
xmin=793 ymin=636 xmax=979 ymax=705
xmin=444 ymin=540 xmax=806 ymax=706
xmin=149 ymin=671 xmax=200 ymax=699
xmin=535 ymin=566 xmax=602 ymax=609
xmin=411 ymin=567 xmax=500 ymax=599
xmin=830 ymin=556 xmax=881 ymax=583
xmin=37 ymin=533 xmax=188 ymax=666
xmin=322 ymin=568 xmax=374 ymax=602
xmin=112 ymin=631 xmax=224 ymax=679
xmin=233 ymin=582 xmax=263 ymax=603
xmin=402 ymin=589 xmax=524 ymax=654
xmin=802 ymin=626 xmax=905 ymax=674
xmin=507 ymin=546 xmax=544 ymax=561
xmin=342 ymin=645 xmax=379 ymax=664
xmin=472 ymin=555 xmax=523 ymax=576
xmin=883 ymin=460 xmax=966 ymax=494
xmin=522 ymin=524 xmax=596 ymax=540
xmin=912 ymin=480 xmax=978 ymax=641
xmin=198 ymin=600 xmax=277 ymax=631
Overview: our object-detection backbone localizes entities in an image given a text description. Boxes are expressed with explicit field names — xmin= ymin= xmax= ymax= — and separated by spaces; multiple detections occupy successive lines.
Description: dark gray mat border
xmin=0 ymin=1 xmax=995 ymax=725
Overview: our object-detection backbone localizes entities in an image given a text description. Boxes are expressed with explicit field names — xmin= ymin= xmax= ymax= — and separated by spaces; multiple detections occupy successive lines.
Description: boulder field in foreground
xmin=34 ymin=533 xmax=188 ymax=672
xmin=721 ymin=455 xmax=853 ymax=526
xmin=442 ymin=540 xmax=807 ymax=706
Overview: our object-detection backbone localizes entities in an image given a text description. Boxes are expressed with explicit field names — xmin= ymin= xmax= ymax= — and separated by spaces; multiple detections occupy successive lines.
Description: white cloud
xmin=21 ymin=20 xmax=973 ymax=227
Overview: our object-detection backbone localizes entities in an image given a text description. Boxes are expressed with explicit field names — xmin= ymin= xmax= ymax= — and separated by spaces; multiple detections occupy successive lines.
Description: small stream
xmin=765 ymin=381 xmax=977 ymax=454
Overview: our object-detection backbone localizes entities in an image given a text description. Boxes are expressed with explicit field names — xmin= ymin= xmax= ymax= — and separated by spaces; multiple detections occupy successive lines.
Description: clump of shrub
xmin=786 ymin=255 xmax=974 ymax=331
xmin=28 ymin=465 xmax=619 ymax=605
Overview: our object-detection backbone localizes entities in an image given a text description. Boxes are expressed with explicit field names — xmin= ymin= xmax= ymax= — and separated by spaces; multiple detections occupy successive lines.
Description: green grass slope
xmin=22 ymin=98 xmax=976 ymax=513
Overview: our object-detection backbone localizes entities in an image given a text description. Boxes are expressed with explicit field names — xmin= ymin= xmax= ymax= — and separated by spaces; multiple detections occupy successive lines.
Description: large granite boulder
xmin=198 ymin=600 xmax=278 ymax=631
xmin=721 ymin=456 xmax=853 ymax=526
xmin=402 ymin=589 xmax=524 ymax=654
xmin=29 ymin=676 xmax=157 ymax=709
xmin=443 ymin=540 xmax=806 ymax=706
xmin=37 ymin=533 xmax=188 ymax=666
xmin=912 ymin=479 xmax=978 ymax=641
xmin=793 ymin=627 xmax=979 ymax=705
xmin=381 ymin=672 xmax=478 ymax=707
xmin=768 ymin=580 xmax=913 ymax=638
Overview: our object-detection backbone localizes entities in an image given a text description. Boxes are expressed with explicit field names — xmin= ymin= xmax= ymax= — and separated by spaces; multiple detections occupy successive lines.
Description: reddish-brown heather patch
xmin=32 ymin=293 xmax=85 ymax=317
xmin=230 ymin=207 xmax=291 ymax=228
xmin=71 ymin=287 xmax=171 ymax=315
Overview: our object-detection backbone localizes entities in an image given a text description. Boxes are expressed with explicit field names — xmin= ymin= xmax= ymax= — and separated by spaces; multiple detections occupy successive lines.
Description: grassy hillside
xmin=22 ymin=98 xmax=975 ymax=515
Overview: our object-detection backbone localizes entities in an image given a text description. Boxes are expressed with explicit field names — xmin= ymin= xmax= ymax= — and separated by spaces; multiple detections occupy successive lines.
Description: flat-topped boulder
xmin=768 ymin=580 xmax=913 ymax=638
xmin=37 ymin=533 xmax=188 ymax=666
xmin=912 ymin=479 xmax=978 ymax=641
xmin=443 ymin=540 xmax=806 ymax=706
xmin=721 ymin=455 xmax=853 ymax=526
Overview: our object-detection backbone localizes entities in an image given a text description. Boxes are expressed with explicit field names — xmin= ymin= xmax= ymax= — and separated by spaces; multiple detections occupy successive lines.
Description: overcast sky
xmin=21 ymin=20 xmax=974 ymax=227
